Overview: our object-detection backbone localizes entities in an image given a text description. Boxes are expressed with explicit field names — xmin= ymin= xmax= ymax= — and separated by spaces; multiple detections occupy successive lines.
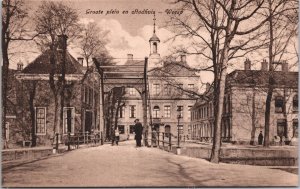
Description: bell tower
xmin=148 ymin=14 xmax=162 ymax=69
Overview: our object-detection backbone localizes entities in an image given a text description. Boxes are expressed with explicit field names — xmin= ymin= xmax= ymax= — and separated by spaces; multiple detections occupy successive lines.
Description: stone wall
xmin=168 ymin=146 xmax=298 ymax=166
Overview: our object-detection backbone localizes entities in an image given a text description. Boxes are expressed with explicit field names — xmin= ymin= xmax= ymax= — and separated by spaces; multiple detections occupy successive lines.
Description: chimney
xmin=77 ymin=57 xmax=84 ymax=66
xmin=205 ymin=83 xmax=210 ymax=92
xmin=17 ymin=60 xmax=23 ymax=71
xmin=282 ymin=61 xmax=288 ymax=72
xmin=180 ymin=54 xmax=186 ymax=63
xmin=127 ymin=54 xmax=133 ymax=61
xmin=57 ymin=35 xmax=68 ymax=51
xmin=261 ymin=59 xmax=268 ymax=71
xmin=244 ymin=58 xmax=251 ymax=70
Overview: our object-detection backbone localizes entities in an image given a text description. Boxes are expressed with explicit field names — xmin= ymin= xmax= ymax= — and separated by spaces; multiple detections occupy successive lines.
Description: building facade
xmin=11 ymin=36 xmax=102 ymax=147
xmin=113 ymin=24 xmax=201 ymax=139
xmin=190 ymin=59 xmax=298 ymax=145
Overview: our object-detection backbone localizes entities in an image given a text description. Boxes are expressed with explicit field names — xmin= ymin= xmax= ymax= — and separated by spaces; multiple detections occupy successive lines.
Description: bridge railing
xmin=52 ymin=132 xmax=104 ymax=151
xmin=147 ymin=132 xmax=180 ymax=151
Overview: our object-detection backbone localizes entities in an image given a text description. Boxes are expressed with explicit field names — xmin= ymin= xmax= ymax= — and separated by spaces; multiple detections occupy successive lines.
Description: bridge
xmin=2 ymin=139 xmax=297 ymax=187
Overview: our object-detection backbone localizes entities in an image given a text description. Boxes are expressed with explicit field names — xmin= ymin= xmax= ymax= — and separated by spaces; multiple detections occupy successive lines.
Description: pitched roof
xmin=227 ymin=70 xmax=298 ymax=88
xmin=149 ymin=61 xmax=198 ymax=77
xmin=22 ymin=50 xmax=84 ymax=74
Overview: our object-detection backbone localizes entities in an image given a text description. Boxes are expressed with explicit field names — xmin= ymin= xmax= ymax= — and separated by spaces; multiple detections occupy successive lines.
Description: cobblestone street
xmin=2 ymin=140 xmax=298 ymax=187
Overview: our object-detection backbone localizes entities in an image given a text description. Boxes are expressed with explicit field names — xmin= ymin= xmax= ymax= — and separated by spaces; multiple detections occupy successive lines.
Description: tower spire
xmin=153 ymin=13 xmax=156 ymax=34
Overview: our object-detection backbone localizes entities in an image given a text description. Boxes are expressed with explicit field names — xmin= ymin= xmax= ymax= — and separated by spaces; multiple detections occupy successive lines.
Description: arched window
xmin=153 ymin=105 xmax=160 ymax=118
xmin=153 ymin=42 xmax=157 ymax=53
xmin=293 ymin=95 xmax=298 ymax=112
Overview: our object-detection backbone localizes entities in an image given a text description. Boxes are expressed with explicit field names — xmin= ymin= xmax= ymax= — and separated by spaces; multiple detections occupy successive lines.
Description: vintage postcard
xmin=1 ymin=0 xmax=298 ymax=187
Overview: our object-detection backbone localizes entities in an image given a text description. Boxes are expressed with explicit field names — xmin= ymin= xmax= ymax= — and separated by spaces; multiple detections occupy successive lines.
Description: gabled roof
xmin=22 ymin=50 xmax=84 ymax=74
xmin=149 ymin=61 xmax=198 ymax=77
xmin=227 ymin=70 xmax=298 ymax=88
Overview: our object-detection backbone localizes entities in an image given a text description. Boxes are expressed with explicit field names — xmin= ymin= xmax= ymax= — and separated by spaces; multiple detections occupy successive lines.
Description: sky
xmin=9 ymin=0 xmax=217 ymax=83
xmin=8 ymin=0 xmax=298 ymax=84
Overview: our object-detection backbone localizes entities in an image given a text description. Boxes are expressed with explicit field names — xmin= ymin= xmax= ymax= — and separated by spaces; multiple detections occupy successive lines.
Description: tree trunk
xmin=210 ymin=67 xmax=227 ymax=163
xmin=2 ymin=44 xmax=9 ymax=149
xmin=29 ymin=82 xmax=37 ymax=147
xmin=210 ymin=19 xmax=233 ymax=163
xmin=142 ymin=93 xmax=148 ymax=147
xmin=250 ymin=90 xmax=256 ymax=145
xmin=53 ymin=96 xmax=59 ymax=133
xmin=264 ymin=0 xmax=274 ymax=147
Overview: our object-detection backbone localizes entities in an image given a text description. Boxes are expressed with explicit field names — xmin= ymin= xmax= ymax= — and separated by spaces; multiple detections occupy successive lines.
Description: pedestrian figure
xmin=115 ymin=127 xmax=120 ymax=146
xmin=134 ymin=119 xmax=143 ymax=147
xmin=258 ymin=131 xmax=263 ymax=145
xmin=152 ymin=128 xmax=157 ymax=147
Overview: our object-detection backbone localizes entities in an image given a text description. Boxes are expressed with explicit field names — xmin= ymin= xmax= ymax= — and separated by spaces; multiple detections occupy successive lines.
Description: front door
xmin=85 ymin=111 xmax=93 ymax=133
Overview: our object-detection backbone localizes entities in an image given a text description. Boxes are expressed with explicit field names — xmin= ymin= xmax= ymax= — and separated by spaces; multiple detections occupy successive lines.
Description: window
xmin=119 ymin=106 xmax=125 ymax=118
xmin=129 ymin=125 xmax=135 ymax=134
xmin=177 ymin=106 xmax=183 ymax=118
xmin=85 ymin=86 xmax=89 ymax=104
xmin=275 ymin=96 xmax=284 ymax=113
xmin=165 ymin=125 xmax=171 ymax=134
xmin=153 ymin=84 xmax=160 ymax=95
xmin=153 ymin=42 xmax=157 ymax=53
xmin=129 ymin=105 xmax=136 ymax=118
xmin=164 ymin=84 xmax=171 ymax=95
xmin=277 ymin=119 xmax=287 ymax=137
xmin=293 ymin=119 xmax=298 ymax=138
xmin=89 ymin=88 xmax=93 ymax=105
xmin=118 ymin=125 xmax=125 ymax=134
xmin=129 ymin=88 xmax=136 ymax=96
xmin=153 ymin=106 xmax=160 ymax=118
xmin=35 ymin=107 xmax=46 ymax=135
xmin=63 ymin=107 xmax=75 ymax=135
xmin=188 ymin=106 xmax=193 ymax=119
xmin=178 ymin=125 xmax=184 ymax=134
xmin=293 ymin=95 xmax=298 ymax=112
xmin=188 ymin=84 xmax=194 ymax=91
xmin=164 ymin=105 xmax=171 ymax=118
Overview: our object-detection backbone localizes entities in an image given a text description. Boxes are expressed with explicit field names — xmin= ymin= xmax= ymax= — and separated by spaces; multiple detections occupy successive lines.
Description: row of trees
xmin=166 ymin=0 xmax=298 ymax=163
xmin=2 ymin=0 xmax=110 ymax=148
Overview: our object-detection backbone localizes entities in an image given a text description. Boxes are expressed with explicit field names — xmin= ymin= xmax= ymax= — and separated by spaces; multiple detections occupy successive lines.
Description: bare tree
xmin=261 ymin=0 xmax=298 ymax=147
xmin=78 ymin=22 xmax=109 ymax=67
xmin=34 ymin=1 xmax=80 ymax=139
xmin=167 ymin=0 xmax=271 ymax=163
xmin=2 ymin=0 xmax=32 ymax=148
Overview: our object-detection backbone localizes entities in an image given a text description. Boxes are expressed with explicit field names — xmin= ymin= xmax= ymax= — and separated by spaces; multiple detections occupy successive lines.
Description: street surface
xmin=2 ymin=140 xmax=298 ymax=187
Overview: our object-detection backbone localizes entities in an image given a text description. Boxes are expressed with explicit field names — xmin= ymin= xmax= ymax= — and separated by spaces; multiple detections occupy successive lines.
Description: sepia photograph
xmin=1 ymin=0 xmax=299 ymax=187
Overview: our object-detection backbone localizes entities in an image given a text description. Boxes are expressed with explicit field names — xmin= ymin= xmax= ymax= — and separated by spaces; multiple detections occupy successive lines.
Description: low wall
xmin=169 ymin=146 xmax=298 ymax=166
xmin=2 ymin=147 xmax=65 ymax=162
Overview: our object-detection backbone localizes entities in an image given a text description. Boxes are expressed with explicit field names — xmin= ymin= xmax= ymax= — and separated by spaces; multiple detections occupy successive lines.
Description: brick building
xmin=12 ymin=35 xmax=101 ymax=147
xmin=190 ymin=59 xmax=298 ymax=145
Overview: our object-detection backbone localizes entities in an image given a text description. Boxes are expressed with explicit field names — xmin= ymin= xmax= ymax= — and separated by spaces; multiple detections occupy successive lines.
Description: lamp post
xmin=177 ymin=106 xmax=182 ymax=148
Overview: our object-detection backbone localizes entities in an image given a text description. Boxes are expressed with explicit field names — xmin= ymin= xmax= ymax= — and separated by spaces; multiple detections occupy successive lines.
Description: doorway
xmin=85 ymin=111 xmax=93 ymax=133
